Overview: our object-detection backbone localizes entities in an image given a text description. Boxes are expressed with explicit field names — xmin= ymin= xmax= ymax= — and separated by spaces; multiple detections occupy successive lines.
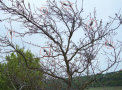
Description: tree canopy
xmin=0 ymin=46 xmax=44 ymax=90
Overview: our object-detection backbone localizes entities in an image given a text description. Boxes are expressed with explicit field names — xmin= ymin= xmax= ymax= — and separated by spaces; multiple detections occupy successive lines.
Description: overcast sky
xmin=0 ymin=0 xmax=122 ymax=72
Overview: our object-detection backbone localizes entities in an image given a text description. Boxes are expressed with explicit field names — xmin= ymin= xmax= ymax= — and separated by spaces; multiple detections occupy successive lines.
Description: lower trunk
xmin=67 ymin=80 xmax=72 ymax=90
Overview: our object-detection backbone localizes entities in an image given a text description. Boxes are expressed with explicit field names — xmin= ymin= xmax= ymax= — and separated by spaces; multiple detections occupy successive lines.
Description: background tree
xmin=0 ymin=63 xmax=14 ymax=90
xmin=0 ymin=0 xmax=122 ymax=90
xmin=0 ymin=46 xmax=44 ymax=90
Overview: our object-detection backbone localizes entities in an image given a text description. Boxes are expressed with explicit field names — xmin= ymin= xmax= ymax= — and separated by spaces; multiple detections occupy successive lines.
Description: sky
xmin=0 ymin=0 xmax=122 ymax=73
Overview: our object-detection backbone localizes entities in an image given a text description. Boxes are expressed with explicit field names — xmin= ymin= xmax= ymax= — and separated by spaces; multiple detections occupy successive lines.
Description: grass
xmin=87 ymin=86 xmax=122 ymax=90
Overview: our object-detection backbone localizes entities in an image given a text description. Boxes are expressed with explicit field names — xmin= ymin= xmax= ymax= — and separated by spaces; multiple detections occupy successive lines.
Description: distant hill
xmin=44 ymin=70 xmax=122 ymax=90
xmin=90 ymin=70 xmax=122 ymax=87
xmin=72 ymin=70 xmax=122 ymax=88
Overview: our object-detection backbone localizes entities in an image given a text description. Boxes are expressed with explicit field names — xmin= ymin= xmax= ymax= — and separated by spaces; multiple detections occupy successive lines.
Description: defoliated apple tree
xmin=0 ymin=0 xmax=122 ymax=90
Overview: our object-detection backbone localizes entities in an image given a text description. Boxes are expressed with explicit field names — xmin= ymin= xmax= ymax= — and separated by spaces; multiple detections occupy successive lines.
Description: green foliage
xmin=0 ymin=47 xmax=44 ymax=90
xmin=91 ymin=71 xmax=122 ymax=87
xmin=87 ymin=86 xmax=122 ymax=90
xmin=0 ymin=63 xmax=14 ymax=90
xmin=44 ymin=71 xmax=122 ymax=90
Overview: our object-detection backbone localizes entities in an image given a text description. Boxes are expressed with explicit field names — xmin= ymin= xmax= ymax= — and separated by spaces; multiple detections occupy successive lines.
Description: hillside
xmin=44 ymin=70 xmax=122 ymax=90
xmin=90 ymin=70 xmax=122 ymax=87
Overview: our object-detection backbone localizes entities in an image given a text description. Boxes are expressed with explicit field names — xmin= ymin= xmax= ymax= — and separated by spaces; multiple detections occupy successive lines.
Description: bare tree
xmin=0 ymin=0 xmax=122 ymax=90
